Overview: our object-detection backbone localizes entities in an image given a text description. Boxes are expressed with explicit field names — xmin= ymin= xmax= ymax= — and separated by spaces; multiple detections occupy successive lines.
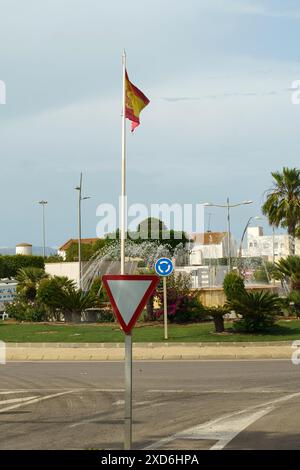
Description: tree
xmin=137 ymin=218 xmax=167 ymax=239
xmin=65 ymin=239 xmax=110 ymax=261
xmin=262 ymin=167 xmax=300 ymax=254
xmin=60 ymin=288 xmax=98 ymax=323
xmin=203 ymin=306 xmax=229 ymax=333
xmin=16 ymin=267 xmax=48 ymax=302
xmin=223 ymin=272 xmax=246 ymax=302
xmin=45 ymin=254 xmax=64 ymax=263
xmin=37 ymin=276 xmax=71 ymax=320
xmin=65 ymin=243 xmax=95 ymax=262
xmin=37 ymin=276 xmax=97 ymax=322
xmin=275 ymin=255 xmax=300 ymax=290
xmin=0 ymin=255 xmax=44 ymax=278
xmin=132 ymin=218 xmax=189 ymax=252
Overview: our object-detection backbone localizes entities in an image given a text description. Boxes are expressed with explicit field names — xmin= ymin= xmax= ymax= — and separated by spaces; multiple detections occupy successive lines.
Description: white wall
xmin=45 ymin=262 xmax=80 ymax=287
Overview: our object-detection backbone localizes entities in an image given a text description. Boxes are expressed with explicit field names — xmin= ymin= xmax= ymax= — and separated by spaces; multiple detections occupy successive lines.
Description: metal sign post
xmin=124 ymin=333 xmax=132 ymax=449
xmin=102 ymin=274 xmax=158 ymax=450
xmin=155 ymin=258 xmax=174 ymax=341
xmin=163 ymin=277 xmax=168 ymax=340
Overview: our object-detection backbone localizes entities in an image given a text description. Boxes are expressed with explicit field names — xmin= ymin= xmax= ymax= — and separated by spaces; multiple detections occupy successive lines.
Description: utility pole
xmin=75 ymin=173 xmax=90 ymax=289
xmin=38 ymin=200 xmax=48 ymax=259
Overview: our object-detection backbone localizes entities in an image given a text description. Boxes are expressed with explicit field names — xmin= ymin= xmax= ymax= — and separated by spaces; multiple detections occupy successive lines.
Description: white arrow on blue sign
xmin=155 ymin=257 xmax=174 ymax=277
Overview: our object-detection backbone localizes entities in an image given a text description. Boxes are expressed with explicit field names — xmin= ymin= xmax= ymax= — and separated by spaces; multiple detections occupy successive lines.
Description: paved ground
xmin=0 ymin=360 xmax=300 ymax=450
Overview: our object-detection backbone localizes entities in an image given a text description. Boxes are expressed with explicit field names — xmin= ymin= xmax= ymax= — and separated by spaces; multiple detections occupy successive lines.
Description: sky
xmin=0 ymin=0 xmax=300 ymax=248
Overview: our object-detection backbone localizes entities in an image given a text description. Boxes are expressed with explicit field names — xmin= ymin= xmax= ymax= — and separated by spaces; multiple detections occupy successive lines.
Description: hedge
xmin=0 ymin=255 xmax=44 ymax=278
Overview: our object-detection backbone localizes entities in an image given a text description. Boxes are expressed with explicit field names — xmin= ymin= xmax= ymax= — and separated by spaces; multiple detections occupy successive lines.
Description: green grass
xmin=0 ymin=320 xmax=300 ymax=343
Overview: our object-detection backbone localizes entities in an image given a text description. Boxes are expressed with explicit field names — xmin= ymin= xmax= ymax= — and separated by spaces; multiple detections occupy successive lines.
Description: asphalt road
xmin=0 ymin=360 xmax=300 ymax=450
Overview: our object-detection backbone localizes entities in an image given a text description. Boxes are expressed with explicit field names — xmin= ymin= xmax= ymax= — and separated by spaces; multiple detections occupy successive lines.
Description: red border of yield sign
xmin=102 ymin=275 xmax=159 ymax=335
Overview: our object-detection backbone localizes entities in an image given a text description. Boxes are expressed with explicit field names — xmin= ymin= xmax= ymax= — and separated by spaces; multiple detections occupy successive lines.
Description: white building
xmin=188 ymin=232 xmax=237 ymax=266
xmin=16 ymin=243 xmax=32 ymax=256
xmin=243 ymin=226 xmax=300 ymax=261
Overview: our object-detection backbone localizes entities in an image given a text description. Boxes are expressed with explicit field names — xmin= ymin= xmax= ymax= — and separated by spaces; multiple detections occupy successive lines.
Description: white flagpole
xmin=121 ymin=49 xmax=126 ymax=276
xmin=121 ymin=49 xmax=132 ymax=451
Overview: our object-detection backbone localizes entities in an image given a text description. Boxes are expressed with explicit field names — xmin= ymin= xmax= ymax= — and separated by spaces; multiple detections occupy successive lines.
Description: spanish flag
xmin=125 ymin=70 xmax=150 ymax=132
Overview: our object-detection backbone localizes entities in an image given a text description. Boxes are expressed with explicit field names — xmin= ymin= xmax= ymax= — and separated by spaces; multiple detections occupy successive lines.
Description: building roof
xmin=191 ymin=232 xmax=227 ymax=245
xmin=16 ymin=243 xmax=32 ymax=247
xmin=59 ymin=238 xmax=99 ymax=252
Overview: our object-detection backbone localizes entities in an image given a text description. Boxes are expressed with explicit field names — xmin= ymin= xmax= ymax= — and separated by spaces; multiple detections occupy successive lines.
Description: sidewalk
xmin=4 ymin=341 xmax=295 ymax=361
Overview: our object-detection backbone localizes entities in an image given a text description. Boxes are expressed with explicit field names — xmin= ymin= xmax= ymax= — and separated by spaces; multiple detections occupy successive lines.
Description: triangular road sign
xmin=102 ymin=274 xmax=159 ymax=334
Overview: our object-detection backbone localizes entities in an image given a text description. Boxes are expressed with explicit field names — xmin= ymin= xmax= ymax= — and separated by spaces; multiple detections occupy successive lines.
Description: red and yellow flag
xmin=125 ymin=70 xmax=149 ymax=132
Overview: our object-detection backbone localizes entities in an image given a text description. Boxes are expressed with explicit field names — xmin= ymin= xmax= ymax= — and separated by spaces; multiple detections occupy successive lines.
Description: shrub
xmin=89 ymin=277 xmax=110 ymax=304
xmin=5 ymin=301 xmax=48 ymax=322
xmin=154 ymin=272 xmax=204 ymax=323
xmin=223 ymin=272 xmax=246 ymax=302
xmin=155 ymin=291 xmax=204 ymax=323
xmin=229 ymin=290 xmax=281 ymax=332
xmin=286 ymin=290 xmax=300 ymax=317
xmin=253 ymin=268 xmax=269 ymax=283
xmin=96 ymin=308 xmax=115 ymax=322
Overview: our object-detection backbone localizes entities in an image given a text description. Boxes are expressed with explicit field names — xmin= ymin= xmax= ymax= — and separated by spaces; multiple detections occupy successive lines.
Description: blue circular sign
xmin=155 ymin=257 xmax=174 ymax=277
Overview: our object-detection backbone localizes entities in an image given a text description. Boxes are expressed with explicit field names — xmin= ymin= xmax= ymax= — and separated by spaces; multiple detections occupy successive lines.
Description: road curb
xmin=4 ymin=342 xmax=295 ymax=361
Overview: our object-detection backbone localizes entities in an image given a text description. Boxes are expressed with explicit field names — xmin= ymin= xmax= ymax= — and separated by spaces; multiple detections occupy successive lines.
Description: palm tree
xmin=275 ymin=255 xmax=300 ymax=290
xmin=228 ymin=290 xmax=280 ymax=332
xmin=16 ymin=267 xmax=48 ymax=302
xmin=61 ymin=288 xmax=98 ymax=323
xmin=262 ymin=167 xmax=300 ymax=254
xmin=37 ymin=276 xmax=97 ymax=322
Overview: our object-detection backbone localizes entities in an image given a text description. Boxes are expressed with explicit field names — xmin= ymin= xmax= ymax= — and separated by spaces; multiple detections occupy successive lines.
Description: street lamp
xmin=204 ymin=197 xmax=253 ymax=272
xmin=75 ymin=173 xmax=91 ymax=289
xmin=38 ymin=200 xmax=48 ymax=259
xmin=239 ymin=216 xmax=261 ymax=257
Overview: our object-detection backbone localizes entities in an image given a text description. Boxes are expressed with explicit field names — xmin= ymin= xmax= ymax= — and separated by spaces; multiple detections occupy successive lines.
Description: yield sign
xmin=102 ymin=275 xmax=159 ymax=334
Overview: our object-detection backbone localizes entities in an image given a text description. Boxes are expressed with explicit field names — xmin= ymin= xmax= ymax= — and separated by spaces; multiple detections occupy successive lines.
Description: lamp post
xmin=38 ymin=200 xmax=48 ymax=259
xmin=204 ymin=198 xmax=253 ymax=272
xmin=239 ymin=216 xmax=261 ymax=257
xmin=75 ymin=173 xmax=91 ymax=289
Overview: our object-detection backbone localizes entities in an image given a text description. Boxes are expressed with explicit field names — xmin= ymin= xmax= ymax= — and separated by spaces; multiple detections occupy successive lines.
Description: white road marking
xmin=0 ymin=397 xmax=37 ymax=405
xmin=0 ymin=390 xmax=76 ymax=414
xmin=0 ymin=388 xmax=124 ymax=393
xmin=113 ymin=400 xmax=124 ymax=406
xmin=149 ymin=388 xmax=288 ymax=394
xmin=144 ymin=390 xmax=300 ymax=450
xmin=149 ymin=390 xmax=184 ymax=393
xmin=186 ymin=406 xmax=275 ymax=450
xmin=70 ymin=416 xmax=105 ymax=428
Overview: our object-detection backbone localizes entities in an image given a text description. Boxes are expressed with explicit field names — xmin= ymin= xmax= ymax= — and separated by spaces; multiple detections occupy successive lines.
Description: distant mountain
xmin=0 ymin=247 xmax=57 ymax=256
xmin=0 ymin=247 xmax=14 ymax=255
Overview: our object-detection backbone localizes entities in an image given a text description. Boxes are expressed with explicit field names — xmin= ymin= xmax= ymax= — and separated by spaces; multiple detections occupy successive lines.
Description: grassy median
xmin=0 ymin=320 xmax=300 ymax=342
